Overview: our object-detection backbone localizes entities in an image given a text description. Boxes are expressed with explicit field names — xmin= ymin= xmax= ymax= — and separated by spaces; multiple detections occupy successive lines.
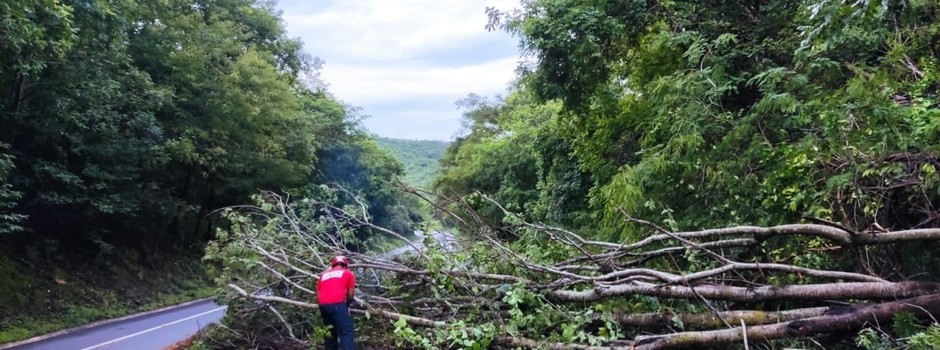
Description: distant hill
xmin=375 ymin=137 xmax=450 ymax=189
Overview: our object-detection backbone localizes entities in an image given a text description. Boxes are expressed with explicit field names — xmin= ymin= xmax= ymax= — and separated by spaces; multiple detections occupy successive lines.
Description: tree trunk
xmin=609 ymin=306 xmax=829 ymax=329
xmin=632 ymin=293 xmax=940 ymax=350
xmin=550 ymin=281 xmax=940 ymax=303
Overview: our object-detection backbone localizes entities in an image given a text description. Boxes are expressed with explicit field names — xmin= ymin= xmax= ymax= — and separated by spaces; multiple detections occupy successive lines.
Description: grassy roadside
xmin=0 ymin=250 xmax=213 ymax=344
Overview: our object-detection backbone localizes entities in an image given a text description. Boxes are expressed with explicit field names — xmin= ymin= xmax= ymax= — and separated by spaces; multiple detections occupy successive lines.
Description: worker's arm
xmin=346 ymin=270 xmax=356 ymax=305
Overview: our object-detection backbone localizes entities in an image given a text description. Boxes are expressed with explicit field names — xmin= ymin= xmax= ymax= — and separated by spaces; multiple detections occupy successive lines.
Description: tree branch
xmin=549 ymin=281 xmax=940 ymax=303
xmin=632 ymin=293 xmax=940 ymax=350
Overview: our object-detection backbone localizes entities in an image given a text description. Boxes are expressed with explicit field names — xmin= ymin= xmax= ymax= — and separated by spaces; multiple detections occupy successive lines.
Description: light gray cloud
xmin=276 ymin=0 xmax=521 ymax=140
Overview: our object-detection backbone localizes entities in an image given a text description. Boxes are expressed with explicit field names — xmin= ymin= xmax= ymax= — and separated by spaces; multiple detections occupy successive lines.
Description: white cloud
xmin=276 ymin=0 xmax=522 ymax=140
xmin=282 ymin=0 xmax=519 ymax=61
xmin=322 ymin=57 xmax=518 ymax=105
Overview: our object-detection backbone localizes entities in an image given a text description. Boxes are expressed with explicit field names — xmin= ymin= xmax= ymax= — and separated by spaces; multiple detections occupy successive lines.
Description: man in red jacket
xmin=317 ymin=255 xmax=357 ymax=350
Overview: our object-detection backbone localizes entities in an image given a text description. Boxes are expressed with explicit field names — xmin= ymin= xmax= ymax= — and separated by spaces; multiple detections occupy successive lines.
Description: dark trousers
xmin=319 ymin=302 xmax=355 ymax=350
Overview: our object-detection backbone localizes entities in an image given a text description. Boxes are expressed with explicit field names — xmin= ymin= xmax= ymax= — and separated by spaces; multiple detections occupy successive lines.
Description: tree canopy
xmin=434 ymin=0 xmax=940 ymax=252
xmin=202 ymin=1 xmax=940 ymax=348
xmin=0 ymin=0 xmax=416 ymax=256
xmin=480 ymin=0 xmax=940 ymax=238
xmin=375 ymin=137 xmax=450 ymax=189
xmin=7 ymin=0 xmax=940 ymax=349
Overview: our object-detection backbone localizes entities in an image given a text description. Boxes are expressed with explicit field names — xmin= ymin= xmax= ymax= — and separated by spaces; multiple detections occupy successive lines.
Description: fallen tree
xmin=632 ymin=293 xmax=940 ymax=349
xmin=205 ymin=191 xmax=940 ymax=349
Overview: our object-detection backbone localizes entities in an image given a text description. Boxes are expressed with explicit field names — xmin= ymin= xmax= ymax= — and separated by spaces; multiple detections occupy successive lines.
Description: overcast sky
xmin=275 ymin=0 xmax=522 ymax=140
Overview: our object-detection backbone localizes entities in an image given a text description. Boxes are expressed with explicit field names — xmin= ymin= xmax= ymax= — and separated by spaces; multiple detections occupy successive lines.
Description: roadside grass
xmin=0 ymin=251 xmax=213 ymax=344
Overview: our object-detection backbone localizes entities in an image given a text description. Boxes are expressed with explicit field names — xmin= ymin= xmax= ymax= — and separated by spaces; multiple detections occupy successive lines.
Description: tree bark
xmin=493 ymin=335 xmax=620 ymax=350
xmin=550 ymin=280 xmax=940 ymax=303
xmin=220 ymin=194 xmax=940 ymax=350
xmin=632 ymin=293 xmax=940 ymax=350
xmin=610 ymin=307 xmax=829 ymax=329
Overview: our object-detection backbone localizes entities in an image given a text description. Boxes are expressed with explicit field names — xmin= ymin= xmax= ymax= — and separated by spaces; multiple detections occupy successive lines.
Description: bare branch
xmin=632 ymin=293 xmax=940 ymax=350
xmin=267 ymin=305 xmax=298 ymax=340
xmin=549 ymin=281 xmax=940 ymax=303
xmin=219 ymin=190 xmax=940 ymax=349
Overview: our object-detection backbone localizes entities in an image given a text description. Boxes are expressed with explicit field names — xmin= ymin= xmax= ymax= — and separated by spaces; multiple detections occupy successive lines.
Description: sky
xmin=275 ymin=0 xmax=523 ymax=141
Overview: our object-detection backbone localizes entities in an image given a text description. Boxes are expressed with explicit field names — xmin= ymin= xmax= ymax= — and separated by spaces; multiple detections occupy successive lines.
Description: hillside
xmin=375 ymin=137 xmax=449 ymax=189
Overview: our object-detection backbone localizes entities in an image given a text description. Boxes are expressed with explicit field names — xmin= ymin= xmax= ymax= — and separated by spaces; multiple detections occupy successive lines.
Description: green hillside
xmin=375 ymin=137 xmax=449 ymax=189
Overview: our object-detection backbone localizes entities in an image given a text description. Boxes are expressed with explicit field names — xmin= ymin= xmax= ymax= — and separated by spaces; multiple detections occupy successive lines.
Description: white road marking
xmin=79 ymin=306 xmax=227 ymax=350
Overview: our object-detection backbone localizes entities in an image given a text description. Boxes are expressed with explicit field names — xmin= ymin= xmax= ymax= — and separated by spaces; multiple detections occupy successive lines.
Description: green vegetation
xmin=856 ymin=317 xmax=940 ymax=350
xmin=375 ymin=137 xmax=450 ymax=189
xmin=0 ymin=145 xmax=23 ymax=234
xmin=0 ymin=251 xmax=212 ymax=344
xmin=434 ymin=0 xmax=940 ymax=347
xmin=440 ymin=0 xmax=940 ymax=269
xmin=1 ymin=0 xmax=415 ymax=253
xmin=195 ymin=0 xmax=940 ymax=347
xmin=6 ymin=0 xmax=940 ymax=348
xmin=0 ymin=0 xmax=419 ymax=343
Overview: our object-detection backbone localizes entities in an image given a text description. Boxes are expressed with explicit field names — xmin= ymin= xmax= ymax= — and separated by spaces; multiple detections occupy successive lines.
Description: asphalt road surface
xmin=378 ymin=230 xmax=458 ymax=260
xmin=4 ymin=233 xmax=447 ymax=350
xmin=4 ymin=299 xmax=226 ymax=350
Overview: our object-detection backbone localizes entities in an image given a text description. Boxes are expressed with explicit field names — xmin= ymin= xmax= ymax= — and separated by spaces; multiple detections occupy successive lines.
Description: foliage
xmin=908 ymin=326 xmax=940 ymax=350
xmin=469 ymin=0 xmax=940 ymax=277
xmin=1 ymin=0 xmax=419 ymax=343
xmin=375 ymin=137 xmax=450 ymax=189
xmin=392 ymin=0 xmax=940 ymax=347
xmin=394 ymin=318 xmax=497 ymax=350
xmin=203 ymin=190 xmax=410 ymax=349
xmin=0 ymin=144 xmax=24 ymax=234
xmin=435 ymin=93 xmax=594 ymax=231
xmin=314 ymin=136 xmax=422 ymax=241
xmin=203 ymin=192 xmax=641 ymax=349
xmin=857 ymin=323 xmax=940 ymax=350
xmin=205 ymin=188 xmax=940 ymax=349
xmin=0 ymin=0 xmax=414 ymax=256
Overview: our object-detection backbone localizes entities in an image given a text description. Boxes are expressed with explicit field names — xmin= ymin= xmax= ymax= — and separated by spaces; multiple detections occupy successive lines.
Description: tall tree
xmin=0 ymin=145 xmax=23 ymax=234
xmin=0 ymin=0 xmax=417 ymax=256
xmin=488 ymin=0 xmax=940 ymax=249
xmin=435 ymin=92 xmax=595 ymax=229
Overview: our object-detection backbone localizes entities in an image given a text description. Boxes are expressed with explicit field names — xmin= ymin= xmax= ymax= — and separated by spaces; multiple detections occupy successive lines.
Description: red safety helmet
xmin=330 ymin=255 xmax=348 ymax=267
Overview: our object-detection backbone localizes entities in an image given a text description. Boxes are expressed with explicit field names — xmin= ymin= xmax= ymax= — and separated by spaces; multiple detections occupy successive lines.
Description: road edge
xmin=0 ymin=297 xmax=215 ymax=350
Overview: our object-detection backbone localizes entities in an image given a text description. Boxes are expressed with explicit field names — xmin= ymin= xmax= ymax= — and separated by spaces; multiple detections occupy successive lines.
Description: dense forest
xmin=0 ymin=0 xmax=419 ymax=342
xmin=0 ymin=0 xmax=417 ymax=255
xmin=375 ymin=137 xmax=449 ymax=189
xmin=205 ymin=0 xmax=940 ymax=349
xmin=5 ymin=0 xmax=940 ymax=349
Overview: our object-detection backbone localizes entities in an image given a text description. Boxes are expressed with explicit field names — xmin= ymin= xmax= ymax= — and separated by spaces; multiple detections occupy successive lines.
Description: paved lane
xmin=4 ymin=299 xmax=225 ymax=350
xmin=378 ymin=230 xmax=457 ymax=260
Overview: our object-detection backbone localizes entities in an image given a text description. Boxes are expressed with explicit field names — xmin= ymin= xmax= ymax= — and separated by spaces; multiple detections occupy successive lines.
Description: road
xmin=379 ymin=230 xmax=458 ymax=260
xmin=3 ymin=233 xmax=449 ymax=350
xmin=2 ymin=299 xmax=225 ymax=350
xmin=358 ymin=230 xmax=457 ymax=292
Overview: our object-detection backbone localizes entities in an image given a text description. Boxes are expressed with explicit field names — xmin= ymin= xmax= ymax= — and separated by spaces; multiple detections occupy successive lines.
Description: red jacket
xmin=316 ymin=266 xmax=355 ymax=305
